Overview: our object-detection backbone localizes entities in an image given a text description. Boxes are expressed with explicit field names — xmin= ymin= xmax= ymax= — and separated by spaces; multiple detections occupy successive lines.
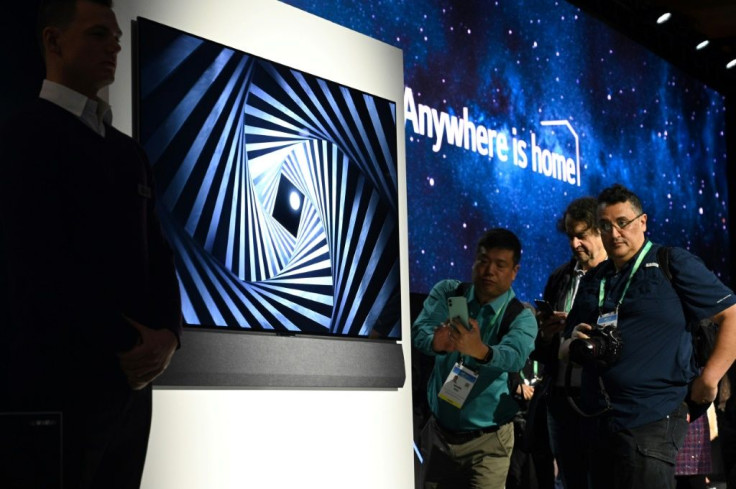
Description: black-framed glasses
xmin=598 ymin=212 xmax=644 ymax=233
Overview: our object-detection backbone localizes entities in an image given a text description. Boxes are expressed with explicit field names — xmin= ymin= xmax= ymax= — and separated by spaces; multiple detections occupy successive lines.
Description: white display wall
xmin=107 ymin=0 xmax=412 ymax=487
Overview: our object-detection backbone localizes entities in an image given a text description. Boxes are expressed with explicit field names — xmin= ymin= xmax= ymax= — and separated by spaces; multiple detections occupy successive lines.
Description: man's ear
xmin=42 ymin=27 xmax=62 ymax=56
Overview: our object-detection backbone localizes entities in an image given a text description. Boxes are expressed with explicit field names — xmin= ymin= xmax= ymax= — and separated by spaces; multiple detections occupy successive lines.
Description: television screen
xmin=282 ymin=0 xmax=731 ymax=299
xmin=135 ymin=17 xmax=401 ymax=339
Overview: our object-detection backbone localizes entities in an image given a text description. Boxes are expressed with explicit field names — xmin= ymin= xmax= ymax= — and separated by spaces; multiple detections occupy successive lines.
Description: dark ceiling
xmin=568 ymin=0 xmax=736 ymax=96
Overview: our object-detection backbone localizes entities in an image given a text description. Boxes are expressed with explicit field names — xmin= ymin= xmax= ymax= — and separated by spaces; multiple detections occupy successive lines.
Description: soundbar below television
xmin=134 ymin=17 xmax=404 ymax=388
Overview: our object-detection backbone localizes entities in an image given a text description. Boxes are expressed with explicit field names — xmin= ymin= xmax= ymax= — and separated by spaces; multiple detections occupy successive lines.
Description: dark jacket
xmin=530 ymin=259 xmax=577 ymax=373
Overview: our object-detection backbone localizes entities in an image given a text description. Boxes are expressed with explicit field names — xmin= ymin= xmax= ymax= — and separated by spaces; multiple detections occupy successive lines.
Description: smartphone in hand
xmin=447 ymin=296 xmax=470 ymax=330
xmin=534 ymin=299 xmax=554 ymax=319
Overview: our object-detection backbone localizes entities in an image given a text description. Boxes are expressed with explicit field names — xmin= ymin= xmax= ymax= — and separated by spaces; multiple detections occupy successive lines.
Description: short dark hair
xmin=476 ymin=228 xmax=522 ymax=265
xmin=37 ymin=0 xmax=114 ymax=51
xmin=556 ymin=196 xmax=599 ymax=234
xmin=597 ymin=183 xmax=643 ymax=214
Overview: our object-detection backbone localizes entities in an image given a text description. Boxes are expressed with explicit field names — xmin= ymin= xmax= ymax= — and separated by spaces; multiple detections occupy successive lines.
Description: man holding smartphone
xmin=530 ymin=196 xmax=607 ymax=489
xmin=412 ymin=228 xmax=537 ymax=489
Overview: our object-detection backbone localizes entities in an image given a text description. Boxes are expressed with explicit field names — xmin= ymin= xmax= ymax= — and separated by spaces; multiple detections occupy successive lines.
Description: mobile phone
xmin=447 ymin=296 xmax=470 ymax=330
xmin=534 ymin=299 xmax=554 ymax=318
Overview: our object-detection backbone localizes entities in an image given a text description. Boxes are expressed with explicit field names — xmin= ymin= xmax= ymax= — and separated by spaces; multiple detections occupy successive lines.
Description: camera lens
xmin=568 ymin=326 xmax=623 ymax=368
xmin=569 ymin=338 xmax=597 ymax=365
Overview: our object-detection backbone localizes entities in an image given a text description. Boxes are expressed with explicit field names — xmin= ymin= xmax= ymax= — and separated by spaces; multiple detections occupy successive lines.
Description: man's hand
xmin=432 ymin=318 xmax=488 ymax=360
xmin=432 ymin=322 xmax=456 ymax=353
xmin=448 ymin=317 xmax=488 ymax=360
xmin=558 ymin=323 xmax=592 ymax=360
xmin=118 ymin=316 xmax=178 ymax=390
xmin=538 ymin=311 xmax=567 ymax=341
xmin=570 ymin=323 xmax=593 ymax=339
xmin=516 ymin=383 xmax=535 ymax=401
xmin=690 ymin=375 xmax=718 ymax=406
xmin=691 ymin=304 xmax=736 ymax=405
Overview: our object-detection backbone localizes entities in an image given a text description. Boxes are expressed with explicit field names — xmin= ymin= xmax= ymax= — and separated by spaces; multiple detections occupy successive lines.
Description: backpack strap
xmin=497 ymin=297 xmax=525 ymax=342
xmin=656 ymin=245 xmax=717 ymax=368
xmin=656 ymin=245 xmax=690 ymax=326
xmin=657 ymin=246 xmax=673 ymax=281
xmin=453 ymin=281 xmax=470 ymax=297
xmin=656 ymin=245 xmax=693 ymax=325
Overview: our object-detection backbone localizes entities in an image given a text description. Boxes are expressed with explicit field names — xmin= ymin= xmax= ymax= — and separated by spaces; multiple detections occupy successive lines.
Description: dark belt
xmin=433 ymin=417 xmax=501 ymax=445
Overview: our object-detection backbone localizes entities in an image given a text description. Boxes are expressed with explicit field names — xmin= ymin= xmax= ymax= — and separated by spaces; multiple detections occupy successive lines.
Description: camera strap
xmin=564 ymin=361 xmax=613 ymax=417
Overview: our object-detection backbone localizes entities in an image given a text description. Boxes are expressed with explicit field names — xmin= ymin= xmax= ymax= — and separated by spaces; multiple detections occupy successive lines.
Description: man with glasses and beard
xmin=559 ymin=183 xmax=736 ymax=489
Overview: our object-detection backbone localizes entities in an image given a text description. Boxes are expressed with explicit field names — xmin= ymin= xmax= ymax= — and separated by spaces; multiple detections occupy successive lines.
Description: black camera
xmin=568 ymin=325 xmax=623 ymax=368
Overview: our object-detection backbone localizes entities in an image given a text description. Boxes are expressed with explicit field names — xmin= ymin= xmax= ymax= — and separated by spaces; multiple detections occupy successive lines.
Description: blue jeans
xmin=589 ymin=402 xmax=689 ymax=489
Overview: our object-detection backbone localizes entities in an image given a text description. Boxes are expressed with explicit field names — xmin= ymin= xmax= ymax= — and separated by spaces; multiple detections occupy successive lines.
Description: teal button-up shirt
xmin=412 ymin=279 xmax=537 ymax=431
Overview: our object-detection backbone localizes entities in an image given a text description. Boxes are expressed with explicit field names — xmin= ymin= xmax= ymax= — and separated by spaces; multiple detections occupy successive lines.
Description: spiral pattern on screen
xmin=138 ymin=29 xmax=399 ymax=337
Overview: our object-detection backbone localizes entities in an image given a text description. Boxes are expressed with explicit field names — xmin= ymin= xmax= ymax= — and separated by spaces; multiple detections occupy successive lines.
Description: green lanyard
xmin=564 ymin=275 xmax=577 ymax=313
xmin=520 ymin=360 xmax=539 ymax=381
xmin=598 ymin=241 xmax=653 ymax=309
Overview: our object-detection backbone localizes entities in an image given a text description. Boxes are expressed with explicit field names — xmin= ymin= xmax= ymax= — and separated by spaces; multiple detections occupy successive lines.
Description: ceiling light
xmin=727 ymin=59 xmax=736 ymax=69
xmin=695 ymin=40 xmax=709 ymax=51
xmin=656 ymin=12 xmax=672 ymax=24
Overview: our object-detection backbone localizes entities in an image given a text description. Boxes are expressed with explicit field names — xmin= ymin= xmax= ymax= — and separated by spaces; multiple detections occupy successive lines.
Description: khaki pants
xmin=419 ymin=417 xmax=515 ymax=489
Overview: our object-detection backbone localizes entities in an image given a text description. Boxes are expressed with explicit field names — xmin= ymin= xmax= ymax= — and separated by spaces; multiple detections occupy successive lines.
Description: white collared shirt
xmin=568 ymin=261 xmax=586 ymax=309
xmin=39 ymin=80 xmax=112 ymax=137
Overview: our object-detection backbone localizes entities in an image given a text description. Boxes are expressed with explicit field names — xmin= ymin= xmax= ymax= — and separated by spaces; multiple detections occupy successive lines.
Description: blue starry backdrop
xmin=283 ymin=0 xmax=731 ymax=299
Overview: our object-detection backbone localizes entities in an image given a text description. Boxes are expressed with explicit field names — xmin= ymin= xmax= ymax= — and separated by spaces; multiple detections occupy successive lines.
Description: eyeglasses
xmin=598 ymin=212 xmax=644 ymax=234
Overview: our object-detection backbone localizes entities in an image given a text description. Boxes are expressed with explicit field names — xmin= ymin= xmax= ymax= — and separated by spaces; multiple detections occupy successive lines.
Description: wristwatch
xmin=480 ymin=344 xmax=493 ymax=364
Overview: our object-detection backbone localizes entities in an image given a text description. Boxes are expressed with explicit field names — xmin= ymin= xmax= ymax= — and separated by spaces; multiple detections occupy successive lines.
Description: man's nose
xmin=109 ymin=37 xmax=121 ymax=53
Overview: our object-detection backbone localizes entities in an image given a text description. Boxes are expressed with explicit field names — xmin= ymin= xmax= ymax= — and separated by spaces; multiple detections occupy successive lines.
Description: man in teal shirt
xmin=413 ymin=228 xmax=537 ymax=488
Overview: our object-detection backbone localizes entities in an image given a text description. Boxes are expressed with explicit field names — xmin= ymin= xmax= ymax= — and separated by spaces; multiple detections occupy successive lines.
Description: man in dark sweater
xmin=0 ymin=1 xmax=182 ymax=488
xmin=531 ymin=196 xmax=607 ymax=489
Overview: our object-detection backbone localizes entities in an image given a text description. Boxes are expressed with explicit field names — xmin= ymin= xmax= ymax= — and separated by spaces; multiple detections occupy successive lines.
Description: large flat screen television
xmin=135 ymin=17 xmax=401 ymax=340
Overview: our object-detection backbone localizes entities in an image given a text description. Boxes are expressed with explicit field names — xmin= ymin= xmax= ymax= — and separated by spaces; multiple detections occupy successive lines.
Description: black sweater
xmin=0 ymin=99 xmax=182 ymax=406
